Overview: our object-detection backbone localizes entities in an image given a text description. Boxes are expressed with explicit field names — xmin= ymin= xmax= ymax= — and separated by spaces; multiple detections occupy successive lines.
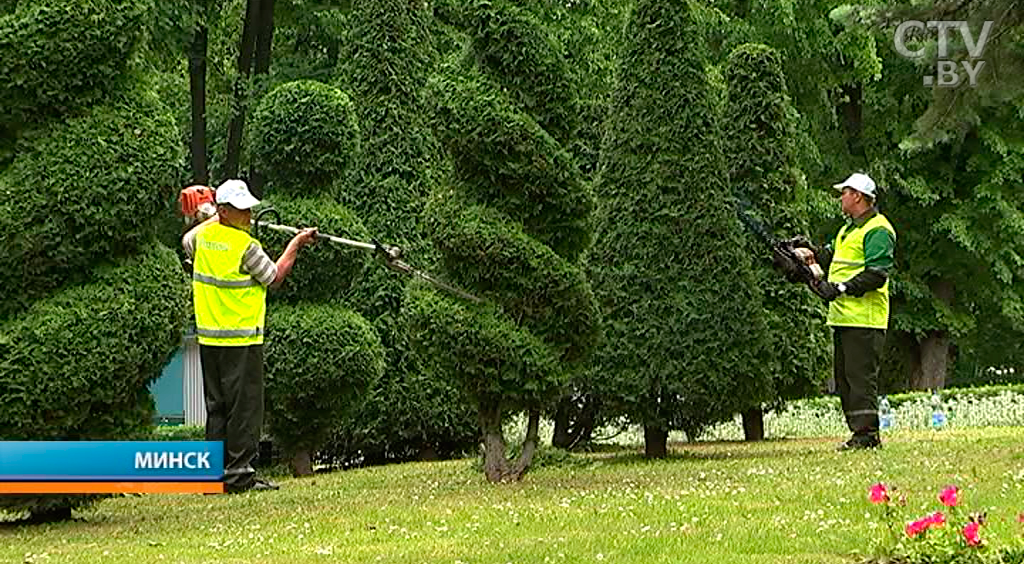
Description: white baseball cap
xmin=215 ymin=179 xmax=261 ymax=210
xmin=833 ymin=173 xmax=877 ymax=199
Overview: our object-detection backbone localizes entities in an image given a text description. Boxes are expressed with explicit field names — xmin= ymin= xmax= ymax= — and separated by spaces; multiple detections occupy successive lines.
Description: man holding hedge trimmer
xmin=786 ymin=173 xmax=897 ymax=451
xmin=182 ymin=179 xmax=317 ymax=493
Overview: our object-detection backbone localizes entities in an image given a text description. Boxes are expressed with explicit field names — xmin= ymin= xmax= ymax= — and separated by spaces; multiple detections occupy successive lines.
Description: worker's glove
xmin=811 ymin=279 xmax=842 ymax=302
xmin=772 ymin=248 xmax=805 ymax=283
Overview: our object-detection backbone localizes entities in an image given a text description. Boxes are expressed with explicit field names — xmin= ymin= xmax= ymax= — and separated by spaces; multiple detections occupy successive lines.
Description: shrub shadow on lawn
xmin=587 ymin=436 xmax=837 ymax=467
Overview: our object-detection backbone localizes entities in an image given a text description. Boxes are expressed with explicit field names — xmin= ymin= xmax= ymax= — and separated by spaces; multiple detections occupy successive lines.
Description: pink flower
xmin=926 ymin=512 xmax=946 ymax=527
xmin=939 ymin=486 xmax=959 ymax=507
xmin=963 ymin=521 xmax=982 ymax=546
xmin=869 ymin=483 xmax=890 ymax=504
xmin=905 ymin=519 xmax=928 ymax=538
xmin=1017 ymin=513 xmax=1024 ymax=524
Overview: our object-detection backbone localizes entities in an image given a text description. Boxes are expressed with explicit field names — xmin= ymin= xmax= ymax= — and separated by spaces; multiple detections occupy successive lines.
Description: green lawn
xmin=3 ymin=427 xmax=1023 ymax=564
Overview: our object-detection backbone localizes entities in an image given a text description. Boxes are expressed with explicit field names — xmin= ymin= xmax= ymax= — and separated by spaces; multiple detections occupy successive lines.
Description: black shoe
xmin=226 ymin=478 xmax=280 ymax=494
xmin=836 ymin=437 xmax=881 ymax=451
xmin=251 ymin=478 xmax=280 ymax=491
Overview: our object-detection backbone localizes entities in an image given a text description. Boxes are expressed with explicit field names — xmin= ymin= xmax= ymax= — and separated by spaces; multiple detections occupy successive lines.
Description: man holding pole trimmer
xmin=788 ymin=173 xmax=896 ymax=451
xmin=182 ymin=179 xmax=318 ymax=492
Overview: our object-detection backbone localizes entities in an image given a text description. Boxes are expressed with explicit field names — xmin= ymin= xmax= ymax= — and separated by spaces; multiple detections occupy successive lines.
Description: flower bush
xmin=867 ymin=482 xmax=1024 ymax=563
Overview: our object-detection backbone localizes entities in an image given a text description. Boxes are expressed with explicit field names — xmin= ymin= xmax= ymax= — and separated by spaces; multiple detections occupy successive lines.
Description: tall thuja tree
xmin=587 ymin=0 xmax=770 ymax=458
xmin=508 ymin=0 xmax=632 ymax=449
xmin=407 ymin=0 xmax=599 ymax=482
xmin=332 ymin=0 xmax=479 ymax=464
xmin=723 ymin=43 xmax=829 ymax=440
xmin=250 ymin=80 xmax=386 ymax=475
xmin=0 ymin=0 xmax=187 ymax=522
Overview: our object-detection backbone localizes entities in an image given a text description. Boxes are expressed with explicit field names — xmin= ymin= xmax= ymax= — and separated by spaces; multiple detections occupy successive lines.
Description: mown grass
xmin=2 ymin=427 xmax=1023 ymax=564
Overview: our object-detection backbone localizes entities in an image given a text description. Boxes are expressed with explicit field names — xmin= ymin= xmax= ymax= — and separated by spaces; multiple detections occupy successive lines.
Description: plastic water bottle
xmin=930 ymin=390 xmax=946 ymax=429
xmin=878 ymin=396 xmax=893 ymax=431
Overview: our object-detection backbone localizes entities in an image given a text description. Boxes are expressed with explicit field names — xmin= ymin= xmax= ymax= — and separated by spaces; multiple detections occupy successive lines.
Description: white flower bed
xmin=503 ymin=391 xmax=1024 ymax=446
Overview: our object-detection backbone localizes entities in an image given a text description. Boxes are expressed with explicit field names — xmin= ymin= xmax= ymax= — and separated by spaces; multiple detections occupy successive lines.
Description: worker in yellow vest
xmin=183 ymin=179 xmax=317 ymax=492
xmin=795 ymin=173 xmax=896 ymax=450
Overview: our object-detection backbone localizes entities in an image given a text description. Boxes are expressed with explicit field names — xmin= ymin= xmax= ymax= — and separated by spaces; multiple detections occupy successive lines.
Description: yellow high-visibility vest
xmin=192 ymin=222 xmax=268 ymax=346
xmin=826 ymin=213 xmax=896 ymax=329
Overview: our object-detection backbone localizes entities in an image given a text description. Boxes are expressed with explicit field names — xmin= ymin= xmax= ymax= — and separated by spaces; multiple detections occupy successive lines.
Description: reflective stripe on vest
xmin=192 ymin=223 xmax=268 ymax=346
xmin=826 ymin=213 xmax=896 ymax=329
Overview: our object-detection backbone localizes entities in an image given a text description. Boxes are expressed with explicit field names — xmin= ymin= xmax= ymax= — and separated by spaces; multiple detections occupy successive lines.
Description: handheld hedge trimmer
xmin=732 ymin=191 xmax=828 ymax=299
xmin=179 ymin=185 xmax=482 ymax=303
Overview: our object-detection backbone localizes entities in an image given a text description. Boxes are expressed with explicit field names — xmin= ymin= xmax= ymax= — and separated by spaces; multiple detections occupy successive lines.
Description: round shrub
xmin=251 ymin=80 xmax=360 ymax=195
xmin=254 ymin=193 xmax=370 ymax=305
xmin=264 ymin=303 xmax=385 ymax=456
xmin=0 ymin=242 xmax=189 ymax=516
xmin=405 ymin=286 xmax=564 ymax=410
xmin=0 ymin=0 xmax=149 ymax=130
xmin=0 ymin=92 xmax=184 ymax=320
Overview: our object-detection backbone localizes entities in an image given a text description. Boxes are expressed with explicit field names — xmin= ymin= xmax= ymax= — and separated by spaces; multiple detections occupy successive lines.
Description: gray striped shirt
xmin=183 ymin=226 xmax=278 ymax=287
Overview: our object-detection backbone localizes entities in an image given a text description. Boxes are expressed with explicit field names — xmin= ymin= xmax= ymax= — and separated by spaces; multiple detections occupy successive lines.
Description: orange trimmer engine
xmin=179 ymin=185 xmax=216 ymax=223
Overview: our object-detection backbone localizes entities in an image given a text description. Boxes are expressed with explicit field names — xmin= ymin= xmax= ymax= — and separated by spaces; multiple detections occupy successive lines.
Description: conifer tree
xmin=407 ymin=0 xmax=599 ymax=482
xmin=723 ymin=43 xmax=830 ymax=439
xmin=587 ymin=0 xmax=770 ymax=457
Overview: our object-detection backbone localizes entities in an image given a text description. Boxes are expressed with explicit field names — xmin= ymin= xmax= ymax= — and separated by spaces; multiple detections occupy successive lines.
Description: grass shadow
xmin=585 ymin=436 xmax=841 ymax=467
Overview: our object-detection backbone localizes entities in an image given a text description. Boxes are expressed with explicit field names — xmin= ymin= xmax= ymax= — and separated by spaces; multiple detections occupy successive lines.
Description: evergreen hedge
xmin=408 ymin=0 xmax=598 ymax=481
xmin=0 ymin=0 xmax=149 ymax=130
xmin=723 ymin=43 xmax=829 ymax=407
xmin=0 ymin=1 xmax=188 ymax=520
xmin=250 ymin=80 xmax=361 ymax=195
xmin=331 ymin=0 xmax=479 ymax=466
xmin=586 ymin=0 xmax=770 ymax=445
xmin=460 ymin=0 xmax=579 ymax=147
xmin=0 ymin=243 xmax=188 ymax=516
xmin=429 ymin=70 xmax=593 ymax=261
xmin=0 ymin=93 xmax=183 ymax=320
xmin=250 ymin=42 xmax=395 ymax=470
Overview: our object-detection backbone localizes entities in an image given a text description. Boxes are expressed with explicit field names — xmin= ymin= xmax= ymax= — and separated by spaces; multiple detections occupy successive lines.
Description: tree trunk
xmin=643 ymin=424 xmax=668 ymax=459
xmin=479 ymin=400 xmax=511 ymax=483
xmin=253 ymin=0 xmax=276 ymax=75
xmin=418 ymin=444 xmax=439 ymax=461
xmin=575 ymin=397 xmax=598 ymax=446
xmin=188 ymin=16 xmax=209 ymax=185
xmin=248 ymin=0 xmax=276 ymax=197
xmin=510 ymin=410 xmax=540 ymax=480
xmin=910 ymin=331 xmax=949 ymax=389
xmin=909 ymin=279 xmax=954 ymax=390
xmin=551 ymin=396 xmax=573 ymax=449
xmin=838 ymin=83 xmax=865 ymax=159
xmin=222 ymin=0 xmax=261 ymax=180
xmin=552 ymin=395 xmax=599 ymax=450
xmin=291 ymin=449 xmax=313 ymax=476
xmin=742 ymin=407 xmax=765 ymax=441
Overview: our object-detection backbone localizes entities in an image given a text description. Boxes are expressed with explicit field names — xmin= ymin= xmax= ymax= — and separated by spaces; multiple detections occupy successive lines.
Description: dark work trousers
xmin=833 ymin=327 xmax=886 ymax=441
xmin=199 ymin=344 xmax=264 ymax=488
